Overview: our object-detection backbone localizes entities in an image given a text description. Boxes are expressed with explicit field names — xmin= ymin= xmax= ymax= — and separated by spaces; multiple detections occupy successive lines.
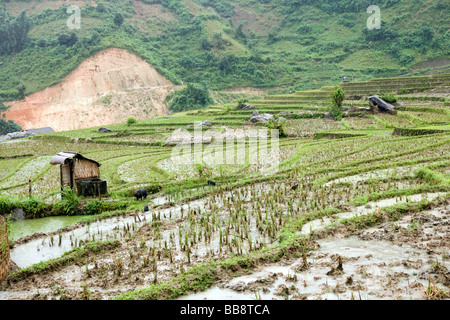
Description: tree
xmin=329 ymin=86 xmax=346 ymax=120
xmin=96 ymin=3 xmax=107 ymax=13
xmin=0 ymin=119 xmax=22 ymax=135
xmin=58 ymin=32 xmax=78 ymax=46
xmin=235 ymin=20 xmax=248 ymax=39
xmin=167 ymin=83 xmax=214 ymax=112
xmin=200 ymin=37 xmax=212 ymax=50
xmin=0 ymin=10 xmax=30 ymax=55
xmin=268 ymin=26 xmax=280 ymax=43
xmin=212 ymin=32 xmax=226 ymax=49
xmin=114 ymin=13 xmax=124 ymax=27
xmin=17 ymin=84 xmax=26 ymax=100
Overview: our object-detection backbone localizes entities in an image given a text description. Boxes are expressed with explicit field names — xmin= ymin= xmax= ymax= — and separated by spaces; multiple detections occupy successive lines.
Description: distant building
xmin=50 ymin=152 xmax=107 ymax=197
xmin=25 ymin=127 xmax=55 ymax=135
xmin=343 ymin=77 xmax=350 ymax=83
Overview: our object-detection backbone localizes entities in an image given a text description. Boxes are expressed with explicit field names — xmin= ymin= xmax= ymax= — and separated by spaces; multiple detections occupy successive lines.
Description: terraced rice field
xmin=0 ymin=74 xmax=449 ymax=300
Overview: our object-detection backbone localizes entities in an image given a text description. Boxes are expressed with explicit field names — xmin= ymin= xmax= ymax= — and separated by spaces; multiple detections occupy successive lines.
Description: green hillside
xmin=0 ymin=0 xmax=449 ymax=101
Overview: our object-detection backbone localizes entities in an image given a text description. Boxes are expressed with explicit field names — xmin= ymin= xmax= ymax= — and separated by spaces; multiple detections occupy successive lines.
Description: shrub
xmin=0 ymin=195 xmax=16 ymax=214
xmin=0 ymin=118 xmax=22 ymax=135
xmin=83 ymin=200 xmax=104 ymax=215
xmin=21 ymin=196 xmax=50 ymax=219
xmin=127 ymin=117 xmax=137 ymax=126
xmin=52 ymin=188 xmax=80 ymax=216
xmin=329 ymin=86 xmax=346 ymax=120
xmin=82 ymin=200 xmax=126 ymax=215
xmin=166 ymin=83 xmax=214 ymax=112
xmin=236 ymin=98 xmax=249 ymax=109
xmin=265 ymin=117 xmax=287 ymax=138
xmin=381 ymin=93 xmax=397 ymax=103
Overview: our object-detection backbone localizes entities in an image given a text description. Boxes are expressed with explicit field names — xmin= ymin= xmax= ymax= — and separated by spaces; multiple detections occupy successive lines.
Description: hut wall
xmin=61 ymin=164 xmax=72 ymax=189
xmin=73 ymin=159 xmax=100 ymax=180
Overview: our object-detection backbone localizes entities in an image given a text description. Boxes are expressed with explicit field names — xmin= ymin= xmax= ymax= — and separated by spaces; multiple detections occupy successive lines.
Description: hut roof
xmin=26 ymin=127 xmax=55 ymax=135
xmin=50 ymin=152 xmax=101 ymax=166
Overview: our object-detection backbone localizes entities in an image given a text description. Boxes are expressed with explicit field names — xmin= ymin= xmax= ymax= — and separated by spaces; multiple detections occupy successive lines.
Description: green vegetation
xmin=1 ymin=98 xmax=21 ymax=134
xmin=126 ymin=117 xmax=137 ymax=126
xmin=0 ymin=189 xmax=127 ymax=219
xmin=265 ymin=117 xmax=287 ymax=138
xmin=0 ymin=0 xmax=449 ymax=302
xmin=381 ymin=93 xmax=398 ymax=103
xmin=0 ymin=0 xmax=449 ymax=100
xmin=0 ymin=118 xmax=22 ymax=135
xmin=166 ymin=83 xmax=214 ymax=112
xmin=329 ymin=86 xmax=346 ymax=120
xmin=0 ymin=10 xmax=30 ymax=55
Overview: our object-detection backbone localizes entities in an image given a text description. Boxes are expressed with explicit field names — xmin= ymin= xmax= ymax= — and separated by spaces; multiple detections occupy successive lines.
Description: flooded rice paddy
xmin=1 ymin=188 xmax=448 ymax=300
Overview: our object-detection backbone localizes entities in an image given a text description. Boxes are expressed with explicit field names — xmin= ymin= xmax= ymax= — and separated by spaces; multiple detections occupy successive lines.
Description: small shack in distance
xmin=50 ymin=152 xmax=107 ymax=197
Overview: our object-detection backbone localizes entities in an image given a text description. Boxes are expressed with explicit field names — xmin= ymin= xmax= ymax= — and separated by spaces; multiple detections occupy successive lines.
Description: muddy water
xmin=10 ymin=199 xmax=206 ymax=269
xmin=324 ymin=166 xmax=419 ymax=186
xmin=9 ymin=192 xmax=445 ymax=270
xmin=10 ymin=216 xmax=82 ymax=242
xmin=179 ymin=237 xmax=446 ymax=300
xmin=300 ymin=192 xmax=445 ymax=235
xmin=9 ymin=181 xmax=275 ymax=269
xmin=179 ymin=193 xmax=449 ymax=300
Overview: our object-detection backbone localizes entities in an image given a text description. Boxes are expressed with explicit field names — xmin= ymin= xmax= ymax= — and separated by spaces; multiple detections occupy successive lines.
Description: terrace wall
xmin=0 ymin=215 xmax=11 ymax=282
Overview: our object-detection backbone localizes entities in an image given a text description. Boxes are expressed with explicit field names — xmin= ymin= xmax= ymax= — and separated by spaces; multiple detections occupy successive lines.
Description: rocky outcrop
xmin=2 ymin=131 xmax=35 ymax=141
xmin=198 ymin=120 xmax=212 ymax=127
xmin=369 ymin=95 xmax=397 ymax=115
xmin=241 ymin=103 xmax=255 ymax=110
xmin=249 ymin=110 xmax=274 ymax=123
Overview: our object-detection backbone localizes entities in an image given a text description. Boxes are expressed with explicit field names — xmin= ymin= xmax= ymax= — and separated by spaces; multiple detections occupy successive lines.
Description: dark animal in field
xmin=207 ymin=180 xmax=216 ymax=186
xmin=144 ymin=205 xmax=149 ymax=212
xmin=291 ymin=184 xmax=299 ymax=191
xmin=134 ymin=188 xmax=148 ymax=201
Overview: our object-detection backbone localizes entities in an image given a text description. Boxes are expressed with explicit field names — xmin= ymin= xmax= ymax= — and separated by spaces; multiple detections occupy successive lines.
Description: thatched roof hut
xmin=50 ymin=152 xmax=107 ymax=196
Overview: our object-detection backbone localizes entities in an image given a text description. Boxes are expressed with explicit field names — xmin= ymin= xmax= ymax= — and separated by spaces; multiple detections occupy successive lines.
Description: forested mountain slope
xmin=0 ymin=0 xmax=448 ymax=101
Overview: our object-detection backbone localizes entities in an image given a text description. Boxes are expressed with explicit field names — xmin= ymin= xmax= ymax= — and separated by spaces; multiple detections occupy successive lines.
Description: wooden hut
xmin=50 ymin=152 xmax=107 ymax=197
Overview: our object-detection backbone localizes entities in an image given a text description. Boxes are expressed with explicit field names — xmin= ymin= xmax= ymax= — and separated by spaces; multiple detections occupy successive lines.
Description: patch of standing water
xmin=10 ymin=216 xmax=83 ymax=242
xmin=300 ymin=192 xmax=445 ymax=235
xmin=9 ymin=199 xmax=206 ymax=269
xmin=152 ymin=196 xmax=168 ymax=206
xmin=179 ymin=237 xmax=442 ymax=300
xmin=324 ymin=166 xmax=419 ymax=186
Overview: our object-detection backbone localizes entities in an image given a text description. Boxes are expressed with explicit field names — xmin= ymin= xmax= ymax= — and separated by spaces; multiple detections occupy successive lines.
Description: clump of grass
xmin=424 ymin=275 xmax=449 ymax=300
xmin=414 ymin=168 xmax=447 ymax=185
xmin=52 ymin=187 xmax=80 ymax=216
